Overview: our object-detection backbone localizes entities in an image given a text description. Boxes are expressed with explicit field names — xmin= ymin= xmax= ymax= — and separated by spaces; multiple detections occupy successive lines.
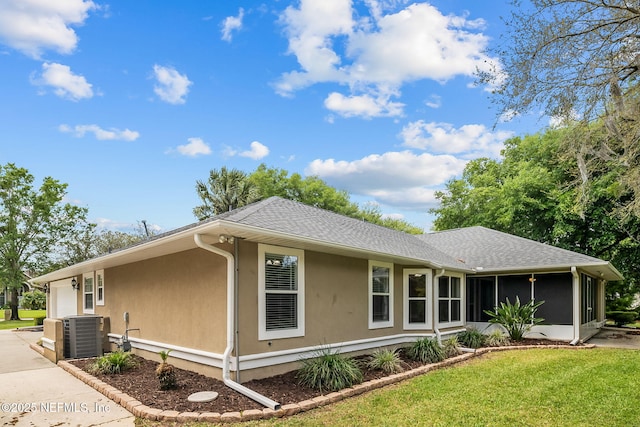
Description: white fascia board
xmin=31 ymin=220 xmax=226 ymax=284
xmin=470 ymin=262 xmax=622 ymax=281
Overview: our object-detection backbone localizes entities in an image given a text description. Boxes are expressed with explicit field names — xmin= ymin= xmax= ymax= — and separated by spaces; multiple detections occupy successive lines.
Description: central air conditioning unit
xmin=63 ymin=315 xmax=103 ymax=358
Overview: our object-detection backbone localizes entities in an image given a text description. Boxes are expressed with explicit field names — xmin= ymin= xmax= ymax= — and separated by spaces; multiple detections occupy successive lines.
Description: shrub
xmin=458 ymin=327 xmax=486 ymax=348
xmin=485 ymin=329 xmax=510 ymax=347
xmin=297 ymin=347 xmax=363 ymax=393
xmin=88 ymin=351 xmax=138 ymax=375
xmin=407 ymin=337 xmax=445 ymax=364
xmin=34 ymin=316 xmax=45 ymax=326
xmin=156 ymin=349 xmax=178 ymax=390
xmin=607 ymin=311 xmax=638 ymax=327
xmin=484 ymin=297 xmax=545 ymax=341
xmin=367 ymin=348 xmax=404 ymax=374
xmin=21 ymin=290 xmax=46 ymax=310
xmin=442 ymin=336 xmax=462 ymax=358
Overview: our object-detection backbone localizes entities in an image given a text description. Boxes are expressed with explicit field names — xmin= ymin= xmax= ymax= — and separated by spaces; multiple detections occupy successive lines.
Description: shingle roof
xmin=417 ymin=226 xmax=611 ymax=271
xmin=220 ymin=197 xmax=466 ymax=269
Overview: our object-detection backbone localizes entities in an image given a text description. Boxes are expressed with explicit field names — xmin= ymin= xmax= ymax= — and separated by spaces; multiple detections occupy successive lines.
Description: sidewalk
xmin=0 ymin=329 xmax=134 ymax=426
xmin=586 ymin=326 xmax=640 ymax=349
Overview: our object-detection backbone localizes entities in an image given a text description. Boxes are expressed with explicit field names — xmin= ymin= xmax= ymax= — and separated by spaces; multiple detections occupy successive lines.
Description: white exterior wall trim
xmin=107 ymin=333 xmax=225 ymax=368
xmin=238 ymin=330 xmax=466 ymax=371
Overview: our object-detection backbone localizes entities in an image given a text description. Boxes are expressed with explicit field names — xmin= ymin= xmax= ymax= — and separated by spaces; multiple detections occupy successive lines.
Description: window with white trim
xmin=258 ymin=244 xmax=305 ymax=340
xmin=96 ymin=270 xmax=104 ymax=306
xmin=404 ymin=269 xmax=432 ymax=329
xmin=369 ymin=261 xmax=393 ymax=329
xmin=83 ymin=273 xmax=94 ymax=314
xmin=437 ymin=275 xmax=462 ymax=326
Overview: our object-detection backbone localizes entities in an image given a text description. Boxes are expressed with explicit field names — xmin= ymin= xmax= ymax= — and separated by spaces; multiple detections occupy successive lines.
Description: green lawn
xmin=231 ymin=348 xmax=638 ymax=427
xmin=0 ymin=309 xmax=46 ymax=330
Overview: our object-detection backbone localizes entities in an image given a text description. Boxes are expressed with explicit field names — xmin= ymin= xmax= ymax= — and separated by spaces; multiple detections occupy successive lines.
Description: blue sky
xmin=0 ymin=1 xmax=545 ymax=233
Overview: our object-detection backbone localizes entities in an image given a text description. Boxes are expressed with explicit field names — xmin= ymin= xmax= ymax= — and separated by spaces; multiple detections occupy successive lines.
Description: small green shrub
xmin=297 ymin=347 xmax=363 ymax=393
xmin=606 ymin=311 xmax=638 ymax=327
xmin=156 ymin=349 xmax=177 ymax=390
xmin=458 ymin=327 xmax=486 ymax=348
xmin=21 ymin=290 xmax=46 ymax=310
xmin=88 ymin=351 xmax=138 ymax=375
xmin=34 ymin=316 xmax=45 ymax=326
xmin=485 ymin=329 xmax=510 ymax=347
xmin=442 ymin=336 xmax=462 ymax=358
xmin=367 ymin=348 xmax=404 ymax=374
xmin=407 ymin=337 xmax=445 ymax=364
xmin=484 ymin=297 xmax=545 ymax=341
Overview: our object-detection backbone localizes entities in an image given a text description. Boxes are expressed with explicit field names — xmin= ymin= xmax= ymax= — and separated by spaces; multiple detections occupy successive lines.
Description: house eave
xmin=469 ymin=262 xmax=623 ymax=282
xmin=31 ymin=219 xmax=473 ymax=284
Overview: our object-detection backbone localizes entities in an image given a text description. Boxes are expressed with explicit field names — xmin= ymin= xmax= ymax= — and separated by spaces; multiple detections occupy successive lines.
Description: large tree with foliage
xmin=193 ymin=167 xmax=260 ymax=220
xmin=431 ymin=131 xmax=640 ymax=310
xmin=0 ymin=164 xmax=90 ymax=319
xmin=194 ymin=164 xmax=423 ymax=234
xmin=486 ymin=0 xmax=640 ymax=216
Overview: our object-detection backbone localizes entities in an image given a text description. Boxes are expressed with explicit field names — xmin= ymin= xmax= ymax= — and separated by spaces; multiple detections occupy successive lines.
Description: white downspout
xmin=570 ymin=267 xmax=580 ymax=345
xmin=194 ymin=234 xmax=281 ymax=410
xmin=434 ymin=269 xmax=446 ymax=345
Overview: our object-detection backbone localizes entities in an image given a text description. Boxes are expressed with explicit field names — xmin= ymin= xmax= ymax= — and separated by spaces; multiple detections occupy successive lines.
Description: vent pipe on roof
xmin=194 ymin=233 xmax=281 ymax=410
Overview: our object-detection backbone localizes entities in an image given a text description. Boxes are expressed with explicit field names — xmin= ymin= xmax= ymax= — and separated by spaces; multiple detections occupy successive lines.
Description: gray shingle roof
xmin=418 ymin=226 xmax=610 ymax=271
xmin=221 ymin=197 xmax=466 ymax=269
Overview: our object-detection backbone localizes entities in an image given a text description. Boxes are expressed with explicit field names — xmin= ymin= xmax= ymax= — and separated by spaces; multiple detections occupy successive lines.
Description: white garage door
xmin=50 ymin=281 xmax=76 ymax=318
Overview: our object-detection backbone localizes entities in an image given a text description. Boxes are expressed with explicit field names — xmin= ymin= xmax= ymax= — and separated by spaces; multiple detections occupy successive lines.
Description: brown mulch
xmin=68 ymin=339 xmax=573 ymax=414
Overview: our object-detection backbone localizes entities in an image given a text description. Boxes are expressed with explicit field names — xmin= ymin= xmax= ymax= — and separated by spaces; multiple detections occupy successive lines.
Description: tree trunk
xmin=10 ymin=288 xmax=20 ymax=320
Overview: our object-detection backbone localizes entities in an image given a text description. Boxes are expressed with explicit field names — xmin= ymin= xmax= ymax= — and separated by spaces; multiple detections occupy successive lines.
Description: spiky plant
xmin=442 ymin=336 xmax=462 ymax=358
xmin=156 ymin=349 xmax=177 ymax=390
xmin=367 ymin=348 xmax=404 ymax=374
xmin=407 ymin=337 xmax=445 ymax=364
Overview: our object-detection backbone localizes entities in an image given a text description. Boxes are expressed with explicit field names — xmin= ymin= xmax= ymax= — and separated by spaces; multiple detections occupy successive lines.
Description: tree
xmin=0 ymin=164 xmax=89 ymax=319
xmin=249 ymin=164 xmax=424 ymax=234
xmin=431 ymin=131 xmax=640 ymax=310
xmin=486 ymin=0 xmax=640 ymax=216
xmin=193 ymin=167 xmax=259 ymax=220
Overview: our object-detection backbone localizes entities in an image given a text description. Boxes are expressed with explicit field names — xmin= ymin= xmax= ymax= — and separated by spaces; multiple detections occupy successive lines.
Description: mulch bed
xmin=68 ymin=339 xmax=572 ymax=414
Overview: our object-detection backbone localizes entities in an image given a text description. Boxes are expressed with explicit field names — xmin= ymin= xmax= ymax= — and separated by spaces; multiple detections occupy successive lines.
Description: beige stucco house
xmin=32 ymin=196 xmax=622 ymax=402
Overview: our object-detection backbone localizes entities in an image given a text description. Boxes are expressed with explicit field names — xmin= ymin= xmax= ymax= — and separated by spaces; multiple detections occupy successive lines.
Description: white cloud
xmin=240 ymin=141 xmax=269 ymax=160
xmin=33 ymin=62 xmax=93 ymax=101
xmin=152 ymin=65 xmax=192 ymax=105
xmin=425 ymin=94 xmax=441 ymax=109
xmin=306 ymin=150 xmax=466 ymax=209
xmin=59 ymin=124 xmax=140 ymax=141
xmin=400 ymin=120 xmax=513 ymax=158
xmin=175 ymin=137 xmax=212 ymax=157
xmin=276 ymin=1 xmax=500 ymax=118
xmin=221 ymin=8 xmax=244 ymax=42
xmin=0 ymin=0 xmax=96 ymax=58
xmin=324 ymin=91 xmax=404 ymax=118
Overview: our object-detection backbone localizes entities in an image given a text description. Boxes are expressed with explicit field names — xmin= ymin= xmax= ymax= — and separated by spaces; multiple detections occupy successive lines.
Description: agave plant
xmin=156 ymin=349 xmax=178 ymax=390
xmin=484 ymin=296 xmax=545 ymax=341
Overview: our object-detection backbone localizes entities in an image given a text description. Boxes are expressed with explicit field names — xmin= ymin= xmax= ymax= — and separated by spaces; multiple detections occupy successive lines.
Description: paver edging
xmin=55 ymin=344 xmax=595 ymax=423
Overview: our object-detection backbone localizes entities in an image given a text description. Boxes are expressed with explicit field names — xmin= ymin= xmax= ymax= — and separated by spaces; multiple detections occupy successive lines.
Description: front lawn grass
xmin=240 ymin=348 xmax=640 ymax=427
xmin=0 ymin=309 xmax=46 ymax=330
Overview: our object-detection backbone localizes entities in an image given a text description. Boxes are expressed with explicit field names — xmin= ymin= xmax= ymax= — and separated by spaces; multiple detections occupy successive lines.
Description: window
xmin=404 ymin=269 xmax=432 ymax=329
xmin=96 ymin=270 xmax=104 ymax=306
xmin=369 ymin=261 xmax=393 ymax=329
xmin=258 ymin=244 xmax=305 ymax=340
xmin=437 ymin=275 xmax=462 ymax=326
xmin=83 ymin=273 xmax=94 ymax=314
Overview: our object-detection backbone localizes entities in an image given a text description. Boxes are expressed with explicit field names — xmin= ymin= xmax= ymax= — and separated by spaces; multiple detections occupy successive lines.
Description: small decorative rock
xmin=187 ymin=391 xmax=219 ymax=403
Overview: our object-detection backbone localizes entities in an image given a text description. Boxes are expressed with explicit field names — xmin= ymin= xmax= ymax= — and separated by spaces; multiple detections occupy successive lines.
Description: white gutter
xmin=194 ymin=234 xmax=281 ymax=410
xmin=570 ymin=267 xmax=580 ymax=345
xmin=433 ymin=269 xmax=446 ymax=345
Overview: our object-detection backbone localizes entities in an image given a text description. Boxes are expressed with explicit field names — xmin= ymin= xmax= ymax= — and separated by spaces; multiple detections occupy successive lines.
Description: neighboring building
xmin=1 ymin=273 xmax=35 ymax=307
xmin=32 ymin=197 xmax=622 ymax=385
